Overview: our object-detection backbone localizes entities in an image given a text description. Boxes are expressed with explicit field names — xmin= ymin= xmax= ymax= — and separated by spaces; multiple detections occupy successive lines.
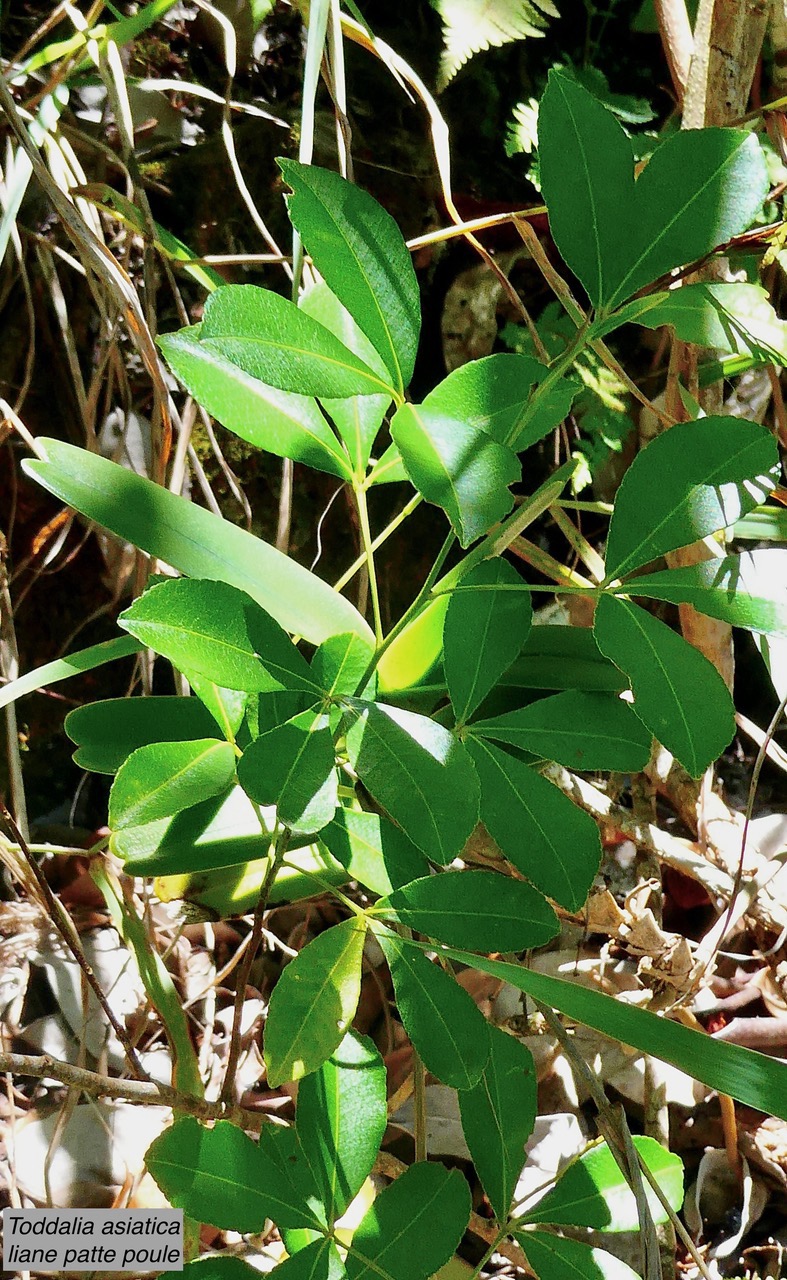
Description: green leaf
xmin=390 ymin=402 xmax=520 ymax=546
xmin=237 ymin=708 xmax=338 ymax=835
xmin=378 ymin=930 xmax=490 ymax=1088
xmin=504 ymin=626 xmax=627 ymax=693
xmin=65 ymin=696 xmax=220 ymax=774
xmin=265 ymin=916 xmax=367 ymax=1086
xmin=186 ymin=674 xmax=247 ymax=740
xmin=377 ymin=597 xmax=449 ymax=693
xmin=271 ymin=1240 xmax=346 ymax=1280
xmin=375 ymin=870 xmax=558 ymax=951
xmin=279 ymin=161 xmax=420 ymax=396
xmin=473 ymin=690 xmax=651 ymax=771
xmin=622 ymin=550 xmax=787 ymax=636
xmin=23 ymin=440 xmax=372 ymax=646
xmin=610 ymin=282 xmax=787 ymax=364
xmin=161 ymin=1258 xmax=265 ymax=1280
xmin=458 ymin=1025 xmax=537 ymax=1219
xmin=146 ymin=1116 xmax=324 ymax=1232
xmin=604 ymin=417 xmax=779 ymax=582
xmin=594 ymin=594 xmax=734 ymax=777
xmin=158 ymin=327 xmax=353 ymax=480
xmin=300 ymin=282 xmax=392 ymax=473
xmin=418 ymin=941 xmax=787 ymax=1121
xmin=109 ymin=738 xmax=236 ymax=830
xmin=312 ymin=632 xmax=375 ymax=698
xmin=319 ymin=808 xmax=429 ymax=897
xmin=539 ymin=68 xmax=635 ymax=309
xmin=520 ymin=1135 xmax=683 ymax=1230
xmin=607 ymin=129 xmax=768 ymax=308
xmin=466 ymin=737 xmax=602 ymax=911
xmin=120 ymin=579 xmax=319 ymax=695
xmin=434 ymin=0 xmax=559 ymax=89
xmin=342 ymin=700 xmax=479 ymax=862
xmin=0 ymin=635 xmax=143 ymax=713
xmin=444 ymin=560 xmax=533 ymax=723
xmin=345 ymin=1162 xmax=470 ymax=1280
xmin=196 ymin=285 xmax=394 ymax=400
xmin=515 ymin=1231 xmax=641 ymax=1280
xmin=296 ymin=1031 xmax=387 ymax=1222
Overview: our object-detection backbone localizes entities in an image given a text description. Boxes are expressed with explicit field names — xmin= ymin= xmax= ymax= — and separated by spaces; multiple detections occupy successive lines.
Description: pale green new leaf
xmin=109 ymin=738 xmax=236 ymax=830
xmin=623 ymin=550 xmax=787 ymax=636
xmin=516 ymin=1231 xmax=641 ymax=1280
xmin=458 ymin=1026 xmax=536 ymax=1219
xmin=443 ymin=559 xmax=533 ymax=723
xmin=472 ymin=690 xmax=651 ymax=771
xmin=594 ymin=594 xmax=734 ymax=777
xmin=375 ymin=870 xmax=558 ymax=951
xmin=604 ymin=417 xmax=779 ymax=582
xmin=237 ymin=707 xmax=338 ymax=835
xmin=433 ymin=0 xmax=559 ymax=89
xmin=608 ymin=283 xmax=787 ymax=364
xmin=378 ymin=930 xmax=490 ymax=1089
xmin=265 ymin=917 xmax=367 ymax=1086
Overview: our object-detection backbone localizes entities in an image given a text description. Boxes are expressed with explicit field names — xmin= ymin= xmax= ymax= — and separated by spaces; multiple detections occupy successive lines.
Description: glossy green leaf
xmin=342 ymin=700 xmax=479 ymax=862
xmin=623 ymin=550 xmax=787 ymax=636
xmin=237 ymin=708 xmax=338 ymax=835
xmin=444 ymin=560 xmax=533 ymax=723
xmin=312 ymin=632 xmax=375 ymax=698
xmin=0 ymin=635 xmax=143 ymax=713
xmin=466 ymin=737 xmax=602 ymax=911
xmin=377 ymin=597 xmax=448 ymax=693
xmin=390 ymin=402 xmax=520 ymax=546
xmin=23 ymin=440 xmax=372 ymax=645
xmin=520 ymin=1135 xmax=683 ymax=1230
xmin=420 ymin=942 xmax=787 ymax=1121
xmin=158 ymin=327 xmax=352 ymax=479
xmin=503 ymin=626 xmax=627 ymax=693
xmin=120 ymin=579 xmax=319 ymax=695
xmin=186 ymin=674 xmax=247 ymax=740
xmin=146 ymin=1116 xmax=323 ymax=1232
xmin=109 ymin=738 xmax=236 ymax=830
xmin=197 ymin=285 xmax=394 ymax=400
xmin=345 ymin=1161 xmax=470 ymax=1280
xmin=65 ymin=696 xmax=220 ymax=774
xmin=594 ymin=594 xmax=734 ymax=777
xmin=610 ymin=282 xmax=787 ymax=363
xmin=516 ymin=1231 xmax=641 ymax=1280
xmin=319 ymin=808 xmax=429 ymax=896
xmin=458 ymin=1026 xmax=537 ymax=1219
xmin=271 ymin=1240 xmax=346 ymax=1280
xmin=265 ymin=916 xmax=367 ymax=1086
xmin=539 ymin=68 xmax=635 ymax=309
xmin=473 ymin=690 xmax=651 ymax=771
xmin=375 ymin=870 xmax=558 ymax=952
xmin=297 ymin=1031 xmax=387 ymax=1222
xmin=280 ymin=160 xmax=420 ymax=395
xmin=604 ymin=417 xmax=779 ymax=582
xmin=300 ymin=282 xmax=392 ymax=472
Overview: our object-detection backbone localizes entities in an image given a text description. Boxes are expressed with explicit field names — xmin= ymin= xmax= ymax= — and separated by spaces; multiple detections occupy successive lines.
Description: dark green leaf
xmin=344 ymin=1161 xmax=471 ymax=1280
xmin=444 ymin=560 xmax=533 ymax=724
xmin=342 ymin=700 xmax=479 ymax=863
xmin=604 ymin=417 xmax=779 ymax=582
xmin=390 ymin=402 xmax=520 ymax=546
xmin=300 ymin=282 xmax=391 ymax=473
xmin=466 ymin=737 xmax=602 ymax=911
xmin=375 ymin=870 xmax=558 ymax=951
xmin=161 ymin=1259 xmax=265 ymax=1280
xmin=520 ymin=1135 xmax=683 ymax=1230
xmin=473 ymin=690 xmax=651 ymax=771
xmin=65 ymin=696 xmax=220 ymax=774
xmin=0 ymin=635 xmax=143 ymax=713
xmin=158 ymin=327 xmax=352 ymax=479
xmin=319 ymin=808 xmax=429 ymax=897
xmin=265 ymin=916 xmax=367 ymax=1086
xmin=297 ymin=1031 xmax=387 ymax=1222
xmin=146 ymin=1116 xmax=323 ymax=1232
xmin=311 ymin=632 xmax=375 ymax=698
xmin=197 ymin=285 xmax=394 ymax=400
xmin=238 ymin=707 xmax=338 ymax=835
xmin=624 ymin=550 xmax=787 ymax=636
xmin=271 ymin=1240 xmax=346 ymax=1280
xmin=120 ymin=579 xmax=319 ymax=695
xmin=458 ymin=1025 xmax=536 ymax=1218
xmin=378 ymin=930 xmax=489 ymax=1089
xmin=594 ymin=594 xmax=734 ymax=777
xmin=280 ymin=161 xmax=420 ymax=395
xmin=503 ymin=627 xmax=627 ymax=693
xmin=516 ymin=1231 xmax=641 ymax=1280
xmin=23 ymin=440 xmax=372 ymax=645
xmin=109 ymin=738 xmax=236 ymax=830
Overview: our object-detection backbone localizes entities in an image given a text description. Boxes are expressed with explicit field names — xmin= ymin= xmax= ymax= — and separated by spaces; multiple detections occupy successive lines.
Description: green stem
xmin=333 ymin=493 xmax=422 ymax=594
xmin=354 ymin=482 xmax=383 ymax=643
xmin=506 ymin=319 xmax=591 ymax=450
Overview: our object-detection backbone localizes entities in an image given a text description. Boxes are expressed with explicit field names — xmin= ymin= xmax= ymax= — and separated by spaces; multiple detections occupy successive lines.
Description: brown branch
xmin=655 ymin=0 xmax=694 ymax=106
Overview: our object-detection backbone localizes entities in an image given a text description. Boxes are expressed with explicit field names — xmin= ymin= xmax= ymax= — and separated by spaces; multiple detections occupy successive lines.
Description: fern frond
xmin=432 ymin=0 xmax=560 ymax=89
